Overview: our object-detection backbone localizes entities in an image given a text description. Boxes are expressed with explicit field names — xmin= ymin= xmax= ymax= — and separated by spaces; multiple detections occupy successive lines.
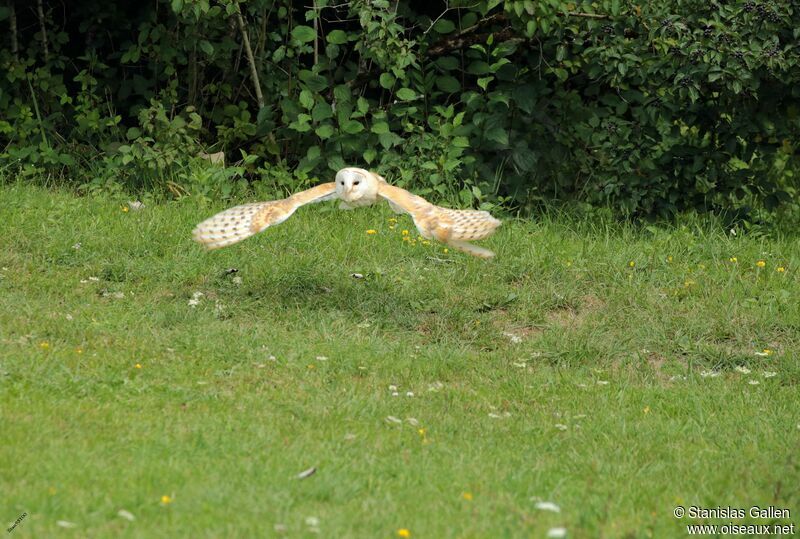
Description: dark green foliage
xmin=0 ymin=0 xmax=798 ymax=217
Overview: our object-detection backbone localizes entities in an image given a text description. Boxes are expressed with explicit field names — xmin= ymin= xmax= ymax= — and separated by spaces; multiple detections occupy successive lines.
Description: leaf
xmin=126 ymin=127 xmax=141 ymax=140
xmin=299 ymin=90 xmax=315 ymax=110
xmin=306 ymin=146 xmax=321 ymax=161
xmin=477 ymin=77 xmax=494 ymax=91
xmin=396 ymin=88 xmax=418 ymax=101
xmin=379 ymin=132 xmax=401 ymax=149
xmin=341 ymin=120 xmax=364 ymax=134
xmin=363 ymin=148 xmax=377 ymax=163
xmin=467 ymin=61 xmax=491 ymax=75
xmin=435 ymin=76 xmax=460 ymax=93
xmin=512 ymin=84 xmax=536 ymax=113
xmin=371 ymin=122 xmax=390 ymax=134
xmin=315 ymin=124 xmax=335 ymax=139
xmin=452 ymin=136 xmax=470 ymax=148
xmin=298 ymin=70 xmax=328 ymax=92
xmin=433 ymin=19 xmax=456 ymax=34
xmin=291 ymin=25 xmax=317 ymax=43
xmin=485 ymin=127 xmax=508 ymax=146
xmin=326 ymin=29 xmax=348 ymax=44
xmin=328 ymin=155 xmax=346 ymax=172
xmin=333 ymin=85 xmax=351 ymax=103
xmin=511 ymin=144 xmax=537 ymax=172
xmin=379 ymin=73 xmax=396 ymax=89
xmin=170 ymin=0 xmax=184 ymax=13
xmin=199 ymin=40 xmax=214 ymax=56
xmin=357 ymin=97 xmax=369 ymax=115
xmin=312 ymin=102 xmax=333 ymax=122
xmin=436 ymin=56 xmax=459 ymax=70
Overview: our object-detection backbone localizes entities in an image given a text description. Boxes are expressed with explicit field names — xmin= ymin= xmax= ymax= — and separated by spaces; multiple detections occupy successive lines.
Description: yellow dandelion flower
xmin=122 ymin=206 xmax=129 ymax=213
xmin=777 ymin=266 xmax=785 ymax=273
xmin=418 ymin=428 xmax=426 ymax=436
xmin=667 ymin=256 xmax=673 ymax=263
xmin=307 ymin=364 xmax=315 ymax=369
xmin=421 ymin=240 xmax=431 ymax=246
xmin=135 ymin=363 xmax=142 ymax=369
xmin=756 ymin=260 xmax=766 ymax=268
xmin=462 ymin=492 xmax=473 ymax=501
xmin=643 ymin=406 xmax=651 ymax=414
xmin=729 ymin=257 xmax=737 ymax=263
xmin=366 ymin=229 xmax=377 ymax=235
xmin=402 ymin=236 xmax=410 ymax=242
xmin=39 ymin=341 xmax=50 ymax=349
xmin=401 ymin=230 xmax=409 ymax=236
xmin=763 ymin=348 xmax=773 ymax=356
xmin=388 ymin=218 xmax=398 ymax=223
xmin=75 ymin=348 xmax=83 ymax=354
xmin=628 ymin=261 xmax=635 ymax=268
xmin=397 ymin=529 xmax=411 ymax=538
xmin=160 ymin=495 xmax=172 ymax=505
xmin=443 ymin=248 xmax=449 ymax=253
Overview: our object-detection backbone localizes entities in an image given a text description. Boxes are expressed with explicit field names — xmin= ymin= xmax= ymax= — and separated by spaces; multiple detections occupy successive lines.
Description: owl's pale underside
xmin=192 ymin=167 xmax=502 ymax=258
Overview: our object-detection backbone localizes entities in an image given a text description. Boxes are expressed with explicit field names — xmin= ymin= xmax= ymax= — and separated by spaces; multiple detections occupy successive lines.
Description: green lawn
xmin=1 ymin=182 xmax=798 ymax=538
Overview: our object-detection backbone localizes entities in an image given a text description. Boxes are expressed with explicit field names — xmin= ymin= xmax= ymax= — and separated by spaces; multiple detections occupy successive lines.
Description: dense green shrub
xmin=0 ymin=0 xmax=798 ymax=217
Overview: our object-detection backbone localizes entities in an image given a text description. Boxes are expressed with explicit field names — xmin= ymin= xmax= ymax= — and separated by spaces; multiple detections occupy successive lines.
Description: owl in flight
xmin=192 ymin=168 xmax=502 ymax=258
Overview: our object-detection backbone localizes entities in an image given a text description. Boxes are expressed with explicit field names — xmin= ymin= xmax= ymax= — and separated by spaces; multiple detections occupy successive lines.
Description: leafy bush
xmin=0 ymin=0 xmax=797 ymax=218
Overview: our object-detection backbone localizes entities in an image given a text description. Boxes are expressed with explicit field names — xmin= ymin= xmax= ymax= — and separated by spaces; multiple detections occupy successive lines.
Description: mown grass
xmin=1 ymin=181 xmax=798 ymax=538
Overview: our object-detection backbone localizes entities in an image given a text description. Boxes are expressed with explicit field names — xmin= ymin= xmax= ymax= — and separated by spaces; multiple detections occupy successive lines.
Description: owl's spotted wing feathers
xmin=192 ymin=183 xmax=336 ymax=250
xmin=376 ymin=182 xmax=501 ymax=258
xmin=192 ymin=169 xmax=501 ymax=258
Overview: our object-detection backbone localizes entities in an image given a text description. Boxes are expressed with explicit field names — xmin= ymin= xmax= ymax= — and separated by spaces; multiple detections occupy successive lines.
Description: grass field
xmin=1 ymin=181 xmax=798 ymax=538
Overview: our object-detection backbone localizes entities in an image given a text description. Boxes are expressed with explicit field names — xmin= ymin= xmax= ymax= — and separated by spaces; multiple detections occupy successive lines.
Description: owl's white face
xmin=335 ymin=167 xmax=378 ymax=205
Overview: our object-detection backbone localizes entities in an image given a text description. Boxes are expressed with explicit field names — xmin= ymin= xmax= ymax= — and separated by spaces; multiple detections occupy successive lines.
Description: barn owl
xmin=192 ymin=167 xmax=502 ymax=258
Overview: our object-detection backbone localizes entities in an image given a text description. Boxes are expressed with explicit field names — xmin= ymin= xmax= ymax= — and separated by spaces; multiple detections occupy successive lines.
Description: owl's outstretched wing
xmin=192 ymin=183 xmax=337 ymax=250
xmin=376 ymin=182 xmax=501 ymax=258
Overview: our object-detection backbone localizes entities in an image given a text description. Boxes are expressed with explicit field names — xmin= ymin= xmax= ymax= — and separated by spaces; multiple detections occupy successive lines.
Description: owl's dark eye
xmin=340 ymin=181 xmax=344 ymax=185
xmin=353 ymin=180 xmax=360 ymax=186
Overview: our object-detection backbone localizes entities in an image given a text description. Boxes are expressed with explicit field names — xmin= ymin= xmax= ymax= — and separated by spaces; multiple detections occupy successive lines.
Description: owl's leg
xmin=447 ymin=240 xmax=495 ymax=259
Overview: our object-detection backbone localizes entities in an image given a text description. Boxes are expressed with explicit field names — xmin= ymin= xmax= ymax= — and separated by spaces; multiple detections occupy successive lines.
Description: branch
xmin=426 ymin=11 xmax=610 ymax=57
xmin=36 ymin=0 xmax=49 ymax=62
xmin=428 ymin=27 xmax=516 ymax=57
xmin=312 ymin=0 xmax=319 ymax=65
xmin=235 ymin=9 xmax=265 ymax=109
xmin=9 ymin=1 xmax=18 ymax=62
xmin=567 ymin=11 xmax=610 ymax=20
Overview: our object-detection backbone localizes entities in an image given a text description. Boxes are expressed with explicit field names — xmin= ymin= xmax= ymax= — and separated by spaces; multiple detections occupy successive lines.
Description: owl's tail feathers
xmin=447 ymin=240 xmax=496 ymax=259
xmin=192 ymin=202 xmax=271 ymax=250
